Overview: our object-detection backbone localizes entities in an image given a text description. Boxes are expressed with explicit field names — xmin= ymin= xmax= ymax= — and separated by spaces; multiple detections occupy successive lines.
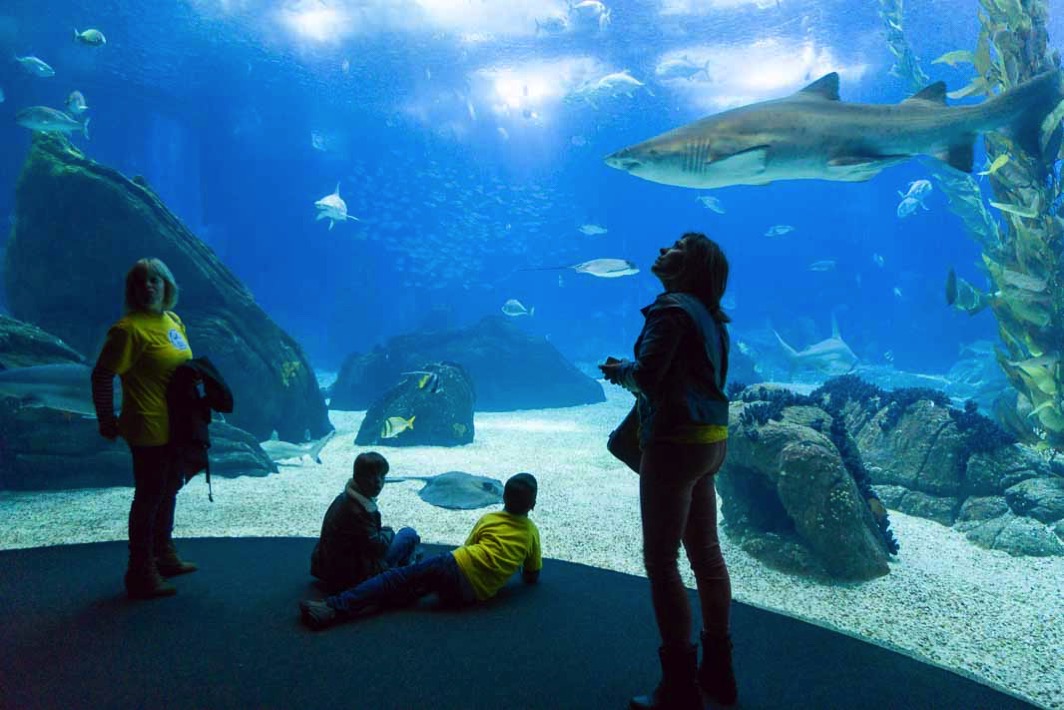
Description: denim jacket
xmin=616 ymin=292 xmax=729 ymax=447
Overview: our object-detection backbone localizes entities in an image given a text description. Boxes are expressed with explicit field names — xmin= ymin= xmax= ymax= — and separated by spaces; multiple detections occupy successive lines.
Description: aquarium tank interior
xmin=1 ymin=0 xmax=1063 ymax=708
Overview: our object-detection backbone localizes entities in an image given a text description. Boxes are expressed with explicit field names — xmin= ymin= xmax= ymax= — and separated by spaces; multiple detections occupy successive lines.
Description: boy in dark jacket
xmin=310 ymin=452 xmax=420 ymax=593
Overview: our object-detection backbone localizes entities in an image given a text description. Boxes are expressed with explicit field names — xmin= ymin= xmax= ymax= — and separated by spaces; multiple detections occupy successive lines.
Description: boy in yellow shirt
xmin=300 ymin=473 xmax=541 ymax=630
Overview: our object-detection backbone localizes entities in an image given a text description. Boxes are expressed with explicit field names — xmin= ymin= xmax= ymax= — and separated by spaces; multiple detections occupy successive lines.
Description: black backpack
xmin=167 ymin=356 xmax=234 ymax=501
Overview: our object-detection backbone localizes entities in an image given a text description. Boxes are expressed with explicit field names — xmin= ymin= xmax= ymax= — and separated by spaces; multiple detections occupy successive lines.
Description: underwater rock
xmin=962 ymin=513 xmax=1064 ymax=558
xmin=355 ymin=362 xmax=474 ymax=447
xmin=0 ymin=397 xmax=276 ymax=490
xmin=0 ymin=314 xmax=85 ymax=369
xmin=1003 ymin=477 xmax=1064 ymax=524
xmin=956 ymin=495 xmax=1010 ymax=524
xmin=3 ymin=134 xmax=330 ymax=442
xmin=719 ymin=399 xmax=892 ymax=581
xmin=331 ymin=315 xmax=604 ymax=411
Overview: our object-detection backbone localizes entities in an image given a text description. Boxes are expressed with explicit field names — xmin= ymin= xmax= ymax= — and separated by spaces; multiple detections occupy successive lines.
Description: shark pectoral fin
xmin=712 ymin=146 xmax=769 ymax=176
xmin=933 ymin=140 xmax=974 ymax=173
xmin=328 ymin=220 xmax=335 ymax=231
xmin=827 ymin=154 xmax=908 ymax=181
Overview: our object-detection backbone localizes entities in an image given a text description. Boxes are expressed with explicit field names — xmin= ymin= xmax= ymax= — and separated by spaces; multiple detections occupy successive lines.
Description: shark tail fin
xmin=309 ymin=430 xmax=335 ymax=464
xmin=74 ymin=28 xmax=79 ymax=41
xmin=990 ymin=70 xmax=1064 ymax=162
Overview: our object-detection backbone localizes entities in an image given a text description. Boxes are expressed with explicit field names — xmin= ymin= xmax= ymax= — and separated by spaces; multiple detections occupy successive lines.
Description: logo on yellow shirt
xmin=168 ymin=329 xmax=189 ymax=350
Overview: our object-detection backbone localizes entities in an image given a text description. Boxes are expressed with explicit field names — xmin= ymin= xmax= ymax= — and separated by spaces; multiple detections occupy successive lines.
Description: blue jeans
xmin=327 ymin=551 xmax=476 ymax=615
xmin=384 ymin=527 xmax=420 ymax=567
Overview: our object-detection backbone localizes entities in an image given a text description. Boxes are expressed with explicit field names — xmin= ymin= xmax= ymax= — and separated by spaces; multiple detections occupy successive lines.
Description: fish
xmin=314 ymin=183 xmax=359 ymax=230
xmin=65 ymin=91 xmax=89 ymax=116
xmin=571 ymin=70 xmax=647 ymax=105
xmin=401 ymin=370 xmax=443 ymax=394
xmin=534 ymin=13 xmax=569 ymax=35
xmin=385 ymin=471 xmax=504 ymax=510
xmin=502 ymin=299 xmax=534 ymax=317
xmin=945 ymin=267 xmax=998 ymax=315
xmin=899 ymin=179 xmax=932 ymax=200
xmin=808 ymin=260 xmax=836 ymax=272
xmin=579 ymin=223 xmax=608 ymax=235
xmin=655 ymin=55 xmax=711 ymax=82
xmin=893 ymin=286 xmax=904 ymax=299
xmin=696 ymin=195 xmax=725 ymax=213
xmin=604 ymin=70 xmax=1064 ymax=189
xmin=74 ymin=28 xmax=106 ymax=46
xmin=0 ymin=87 xmax=4 ymax=103
xmin=570 ymin=0 xmax=611 ymax=30
xmin=16 ymin=107 xmax=90 ymax=139
xmin=522 ymin=258 xmax=639 ymax=278
xmin=259 ymin=430 xmax=335 ymax=465
xmin=14 ymin=55 xmax=55 ymax=77
xmin=896 ymin=195 xmax=929 ymax=218
xmin=0 ymin=364 xmax=119 ymax=416
xmin=872 ymin=253 xmax=885 ymax=267
xmin=774 ymin=315 xmax=858 ymax=377
xmin=381 ymin=415 xmax=416 ymax=439
xmin=977 ymin=153 xmax=1010 ymax=176
xmin=764 ymin=224 xmax=793 ymax=237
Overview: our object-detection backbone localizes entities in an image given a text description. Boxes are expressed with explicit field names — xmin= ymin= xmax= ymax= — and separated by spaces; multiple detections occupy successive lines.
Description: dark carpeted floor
xmin=0 ymin=537 xmax=1037 ymax=709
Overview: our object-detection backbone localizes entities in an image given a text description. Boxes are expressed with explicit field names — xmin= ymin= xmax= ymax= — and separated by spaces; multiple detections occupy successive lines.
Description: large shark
xmin=605 ymin=70 xmax=1063 ymax=188
xmin=774 ymin=316 xmax=858 ymax=378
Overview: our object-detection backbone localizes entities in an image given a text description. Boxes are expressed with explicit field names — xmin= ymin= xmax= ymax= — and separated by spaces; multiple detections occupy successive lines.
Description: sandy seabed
xmin=1 ymin=387 xmax=1061 ymax=709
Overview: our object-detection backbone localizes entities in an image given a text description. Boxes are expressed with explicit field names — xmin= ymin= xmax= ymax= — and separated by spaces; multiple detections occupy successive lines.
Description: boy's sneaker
xmin=300 ymin=599 xmax=339 ymax=630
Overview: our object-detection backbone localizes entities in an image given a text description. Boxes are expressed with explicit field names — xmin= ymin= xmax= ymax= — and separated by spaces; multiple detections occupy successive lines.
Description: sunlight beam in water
xmin=279 ymin=1 xmax=350 ymax=42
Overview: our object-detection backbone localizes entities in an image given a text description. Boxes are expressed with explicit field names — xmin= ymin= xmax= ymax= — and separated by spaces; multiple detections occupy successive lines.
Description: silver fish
xmin=605 ymin=71 xmax=1063 ymax=189
xmin=570 ymin=258 xmax=639 ymax=278
xmin=14 ymin=55 xmax=55 ymax=77
xmin=16 ymin=106 xmax=89 ymax=139
xmin=502 ymin=299 xmax=533 ymax=317
xmin=0 ymin=363 xmax=119 ymax=416
xmin=74 ymin=28 xmax=107 ymax=46
xmin=65 ymin=90 xmax=89 ymax=116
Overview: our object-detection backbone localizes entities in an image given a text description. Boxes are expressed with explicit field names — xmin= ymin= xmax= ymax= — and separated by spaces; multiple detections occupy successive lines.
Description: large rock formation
xmin=331 ymin=316 xmax=605 ymax=411
xmin=0 ymin=395 xmax=277 ymax=491
xmin=0 ymin=315 xmax=85 ymax=369
xmin=4 ymin=135 xmax=330 ymax=441
xmin=719 ymin=390 xmax=894 ymax=581
xmin=355 ymin=362 xmax=475 ymax=447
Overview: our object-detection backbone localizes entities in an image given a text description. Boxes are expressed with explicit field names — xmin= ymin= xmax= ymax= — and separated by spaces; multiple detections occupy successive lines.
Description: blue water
xmin=1 ymin=0 xmax=1057 ymax=375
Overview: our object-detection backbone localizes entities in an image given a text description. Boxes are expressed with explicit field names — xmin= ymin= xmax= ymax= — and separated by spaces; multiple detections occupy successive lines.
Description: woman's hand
xmin=598 ymin=357 xmax=625 ymax=384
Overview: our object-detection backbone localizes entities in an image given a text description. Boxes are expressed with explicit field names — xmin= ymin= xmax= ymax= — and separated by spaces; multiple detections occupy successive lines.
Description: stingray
xmin=386 ymin=471 xmax=504 ymax=510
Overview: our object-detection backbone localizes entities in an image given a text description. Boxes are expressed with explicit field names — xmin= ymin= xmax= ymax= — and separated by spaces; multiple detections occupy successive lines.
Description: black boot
xmin=699 ymin=631 xmax=737 ymax=706
xmin=629 ymin=643 xmax=702 ymax=710
xmin=124 ymin=559 xmax=176 ymax=600
xmin=154 ymin=541 xmax=198 ymax=577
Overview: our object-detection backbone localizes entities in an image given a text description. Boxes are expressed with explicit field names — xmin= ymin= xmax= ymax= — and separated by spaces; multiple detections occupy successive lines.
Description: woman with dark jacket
xmin=91 ymin=258 xmax=197 ymax=600
xmin=600 ymin=232 xmax=737 ymax=710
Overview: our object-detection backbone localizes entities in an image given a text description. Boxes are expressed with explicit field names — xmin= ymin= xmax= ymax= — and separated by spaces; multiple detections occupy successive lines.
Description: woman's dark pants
xmin=128 ymin=444 xmax=184 ymax=570
xmin=639 ymin=439 xmax=730 ymax=649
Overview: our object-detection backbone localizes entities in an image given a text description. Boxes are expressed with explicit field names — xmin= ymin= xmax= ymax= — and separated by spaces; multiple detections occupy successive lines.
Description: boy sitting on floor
xmin=300 ymin=472 xmax=541 ymax=629
xmin=310 ymin=452 xmax=421 ymax=593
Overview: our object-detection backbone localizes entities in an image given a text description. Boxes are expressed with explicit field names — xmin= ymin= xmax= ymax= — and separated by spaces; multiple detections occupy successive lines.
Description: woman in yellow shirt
xmin=91 ymin=258 xmax=196 ymax=599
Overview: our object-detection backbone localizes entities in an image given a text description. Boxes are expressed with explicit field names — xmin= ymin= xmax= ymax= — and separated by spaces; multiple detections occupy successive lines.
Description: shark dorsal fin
xmin=333 ymin=183 xmax=341 ymax=197
xmin=902 ymin=81 xmax=948 ymax=106
xmin=269 ymin=430 xmax=279 ymax=441
xmin=796 ymin=73 xmax=840 ymax=101
xmin=831 ymin=313 xmax=841 ymax=339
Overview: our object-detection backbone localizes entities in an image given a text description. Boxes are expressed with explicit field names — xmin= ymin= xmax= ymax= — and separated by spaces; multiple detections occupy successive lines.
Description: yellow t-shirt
xmin=96 ymin=311 xmax=193 ymax=446
xmin=451 ymin=511 xmax=542 ymax=601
